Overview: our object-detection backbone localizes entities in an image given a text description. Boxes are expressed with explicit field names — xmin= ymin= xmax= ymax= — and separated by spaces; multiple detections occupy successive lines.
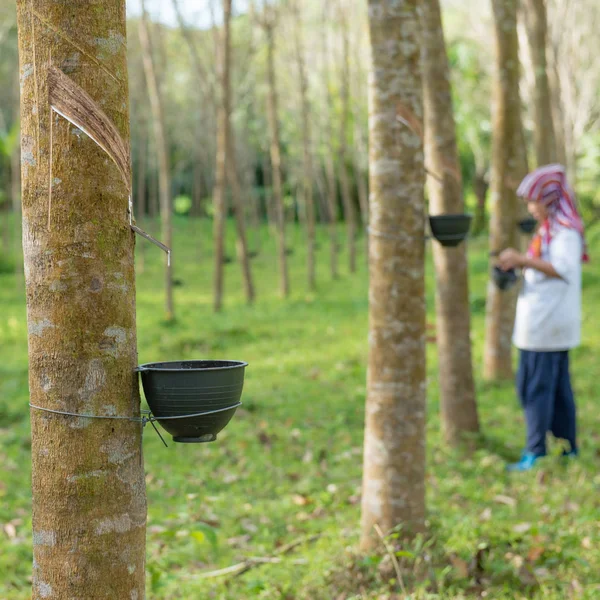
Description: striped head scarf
xmin=517 ymin=164 xmax=588 ymax=263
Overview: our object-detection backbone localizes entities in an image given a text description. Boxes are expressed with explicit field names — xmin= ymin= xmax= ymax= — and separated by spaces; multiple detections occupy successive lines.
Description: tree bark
xmin=211 ymin=0 xmax=230 ymax=312
xmin=292 ymin=0 xmax=316 ymax=291
xmin=139 ymin=5 xmax=174 ymax=321
xmin=338 ymin=7 xmax=357 ymax=274
xmin=361 ymin=0 xmax=426 ymax=550
xmin=523 ymin=0 xmax=557 ymax=166
xmin=321 ymin=7 xmax=339 ymax=280
xmin=472 ymin=170 xmax=489 ymax=235
xmin=191 ymin=151 xmax=203 ymax=218
xmin=484 ymin=0 xmax=529 ymax=381
xmin=421 ymin=0 xmax=479 ymax=444
xmin=228 ymin=132 xmax=255 ymax=304
xmin=148 ymin=143 xmax=158 ymax=221
xmin=264 ymin=20 xmax=289 ymax=298
xmin=16 ymin=2 xmax=146 ymax=598
xmin=172 ymin=0 xmax=253 ymax=304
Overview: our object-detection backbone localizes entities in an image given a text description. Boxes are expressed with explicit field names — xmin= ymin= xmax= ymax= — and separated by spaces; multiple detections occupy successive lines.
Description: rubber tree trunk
xmin=139 ymin=5 xmax=174 ymax=321
xmin=321 ymin=5 xmax=339 ymax=280
xmin=191 ymin=153 xmax=203 ymax=218
xmin=471 ymin=169 xmax=489 ymax=235
xmin=16 ymin=2 xmax=147 ymax=598
xmin=227 ymin=132 xmax=255 ymax=304
xmin=265 ymin=22 xmax=290 ymax=298
xmin=172 ymin=0 xmax=253 ymax=302
xmin=484 ymin=0 xmax=529 ymax=381
xmin=421 ymin=0 xmax=480 ymax=444
xmin=361 ymin=0 xmax=426 ymax=550
xmin=292 ymin=0 xmax=316 ymax=291
xmin=136 ymin=121 xmax=147 ymax=274
xmin=148 ymin=146 xmax=158 ymax=220
xmin=338 ymin=9 xmax=357 ymax=274
xmin=211 ymin=0 xmax=230 ymax=312
xmin=523 ymin=0 xmax=557 ymax=166
xmin=136 ymin=121 xmax=147 ymax=221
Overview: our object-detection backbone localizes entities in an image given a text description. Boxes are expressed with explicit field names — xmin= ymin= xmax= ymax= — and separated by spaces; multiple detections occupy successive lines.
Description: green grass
xmin=1 ymin=216 xmax=599 ymax=599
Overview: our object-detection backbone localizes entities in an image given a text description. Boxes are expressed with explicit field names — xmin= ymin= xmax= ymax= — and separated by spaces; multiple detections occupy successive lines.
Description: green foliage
xmin=174 ymin=194 xmax=192 ymax=216
xmin=1 ymin=216 xmax=599 ymax=599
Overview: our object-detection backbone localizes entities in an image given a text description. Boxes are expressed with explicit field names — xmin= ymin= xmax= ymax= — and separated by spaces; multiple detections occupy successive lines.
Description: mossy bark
xmin=484 ymin=0 xmax=529 ymax=381
xmin=16 ymin=1 xmax=146 ymax=598
xmin=421 ymin=0 xmax=480 ymax=444
xmin=361 ymin=0 xmax=426 ymax=550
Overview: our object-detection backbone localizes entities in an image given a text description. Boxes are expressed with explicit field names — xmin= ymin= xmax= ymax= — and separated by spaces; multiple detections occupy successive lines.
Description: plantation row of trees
xmin=2 ymin=0 xmax=599 ymax=316
xmin=5 ymin=0 xmax=600 ymax=595
xmin=2 ymin=0 xmax=600 ymax=228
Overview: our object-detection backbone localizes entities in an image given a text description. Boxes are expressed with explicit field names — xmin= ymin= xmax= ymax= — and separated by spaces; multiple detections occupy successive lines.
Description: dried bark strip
xmin=16 ymin=2 xmax=146 ymax=598
xmin=361 ymin=0 xmax=427 ymax=551
xmin=48 ymin=66 xmax=131 ymax=189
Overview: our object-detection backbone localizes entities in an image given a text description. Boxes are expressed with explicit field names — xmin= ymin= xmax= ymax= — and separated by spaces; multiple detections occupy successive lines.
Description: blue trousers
xmin=516 ymin=350 xmax=577 ymax=456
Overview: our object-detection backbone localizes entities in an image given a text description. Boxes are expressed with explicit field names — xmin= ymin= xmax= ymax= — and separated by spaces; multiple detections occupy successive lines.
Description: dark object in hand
xmin=492 ymin=266 xmax=518 ymax=291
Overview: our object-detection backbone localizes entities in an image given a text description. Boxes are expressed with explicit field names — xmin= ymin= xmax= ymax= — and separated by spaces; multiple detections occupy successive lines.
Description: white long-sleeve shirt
xmin=513 ymin=227 xmax=582 ymax=351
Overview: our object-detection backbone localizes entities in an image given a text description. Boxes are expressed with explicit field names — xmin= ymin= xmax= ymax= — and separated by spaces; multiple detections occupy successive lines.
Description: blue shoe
xmin=506 ymin=452 xmax=545 ymax=472
xmin=562 ymin=448 xmax=578 ymax=460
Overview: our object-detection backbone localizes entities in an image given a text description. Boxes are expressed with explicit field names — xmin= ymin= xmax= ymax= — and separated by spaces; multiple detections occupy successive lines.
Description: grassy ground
xmin=1 ymin=216 xmax=599 ymax=599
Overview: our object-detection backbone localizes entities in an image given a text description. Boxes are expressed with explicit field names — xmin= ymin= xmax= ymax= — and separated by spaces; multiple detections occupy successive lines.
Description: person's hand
xmin=498 ymin=248 xmax=526 ymax=271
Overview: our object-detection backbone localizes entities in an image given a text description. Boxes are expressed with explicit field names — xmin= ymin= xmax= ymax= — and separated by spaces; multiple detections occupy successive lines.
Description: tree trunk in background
xmin=338 ymin=7 xmax=357 ymax=274
xmin=136 ymin=122 xmax=147 ymax=221
xmin=148 ymin=151 xmax=158 ymax=220
xmin=139 ymin=4 xmax=174 ymax=321
xmin=352 ymin=36 xmax=369 ymax=237
xmin=265 ymin=21 xmax=290 ymax=298
xmin=192 ymin=154 xmax=203 ymax=217
xmin=548 ymin=59 xmax=567 ymax=168
xmin=322 ymin=5 xmax=339 ymax=280
xmin=484 ymin=0 xmax=529 ymax=381
xmin=263 ymin=155 xmax=275 ymax=229
xmin=422 ymin=0 xmax=479 ymax=444
xmin=136 ymin=122 xmax=147 ymax=273
xmin=523 ymin=0 xmax=557 ymax=166
xmin=223 ymin=11 xmax=254 ymax=304
xmin=472 ymin=170 xmax=489 ymax=235
xmin=361 ymin=0 xmax=426 ymax=550
xmin=293 ymin=0 xmax=316 ymax=291
xmin=211 ymin=0 xmax=230 ymax=312
xmin=16 ymin=2 xmax=146 ymax=598
xmin=228 ymin=133 xmax=255 ymax=303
